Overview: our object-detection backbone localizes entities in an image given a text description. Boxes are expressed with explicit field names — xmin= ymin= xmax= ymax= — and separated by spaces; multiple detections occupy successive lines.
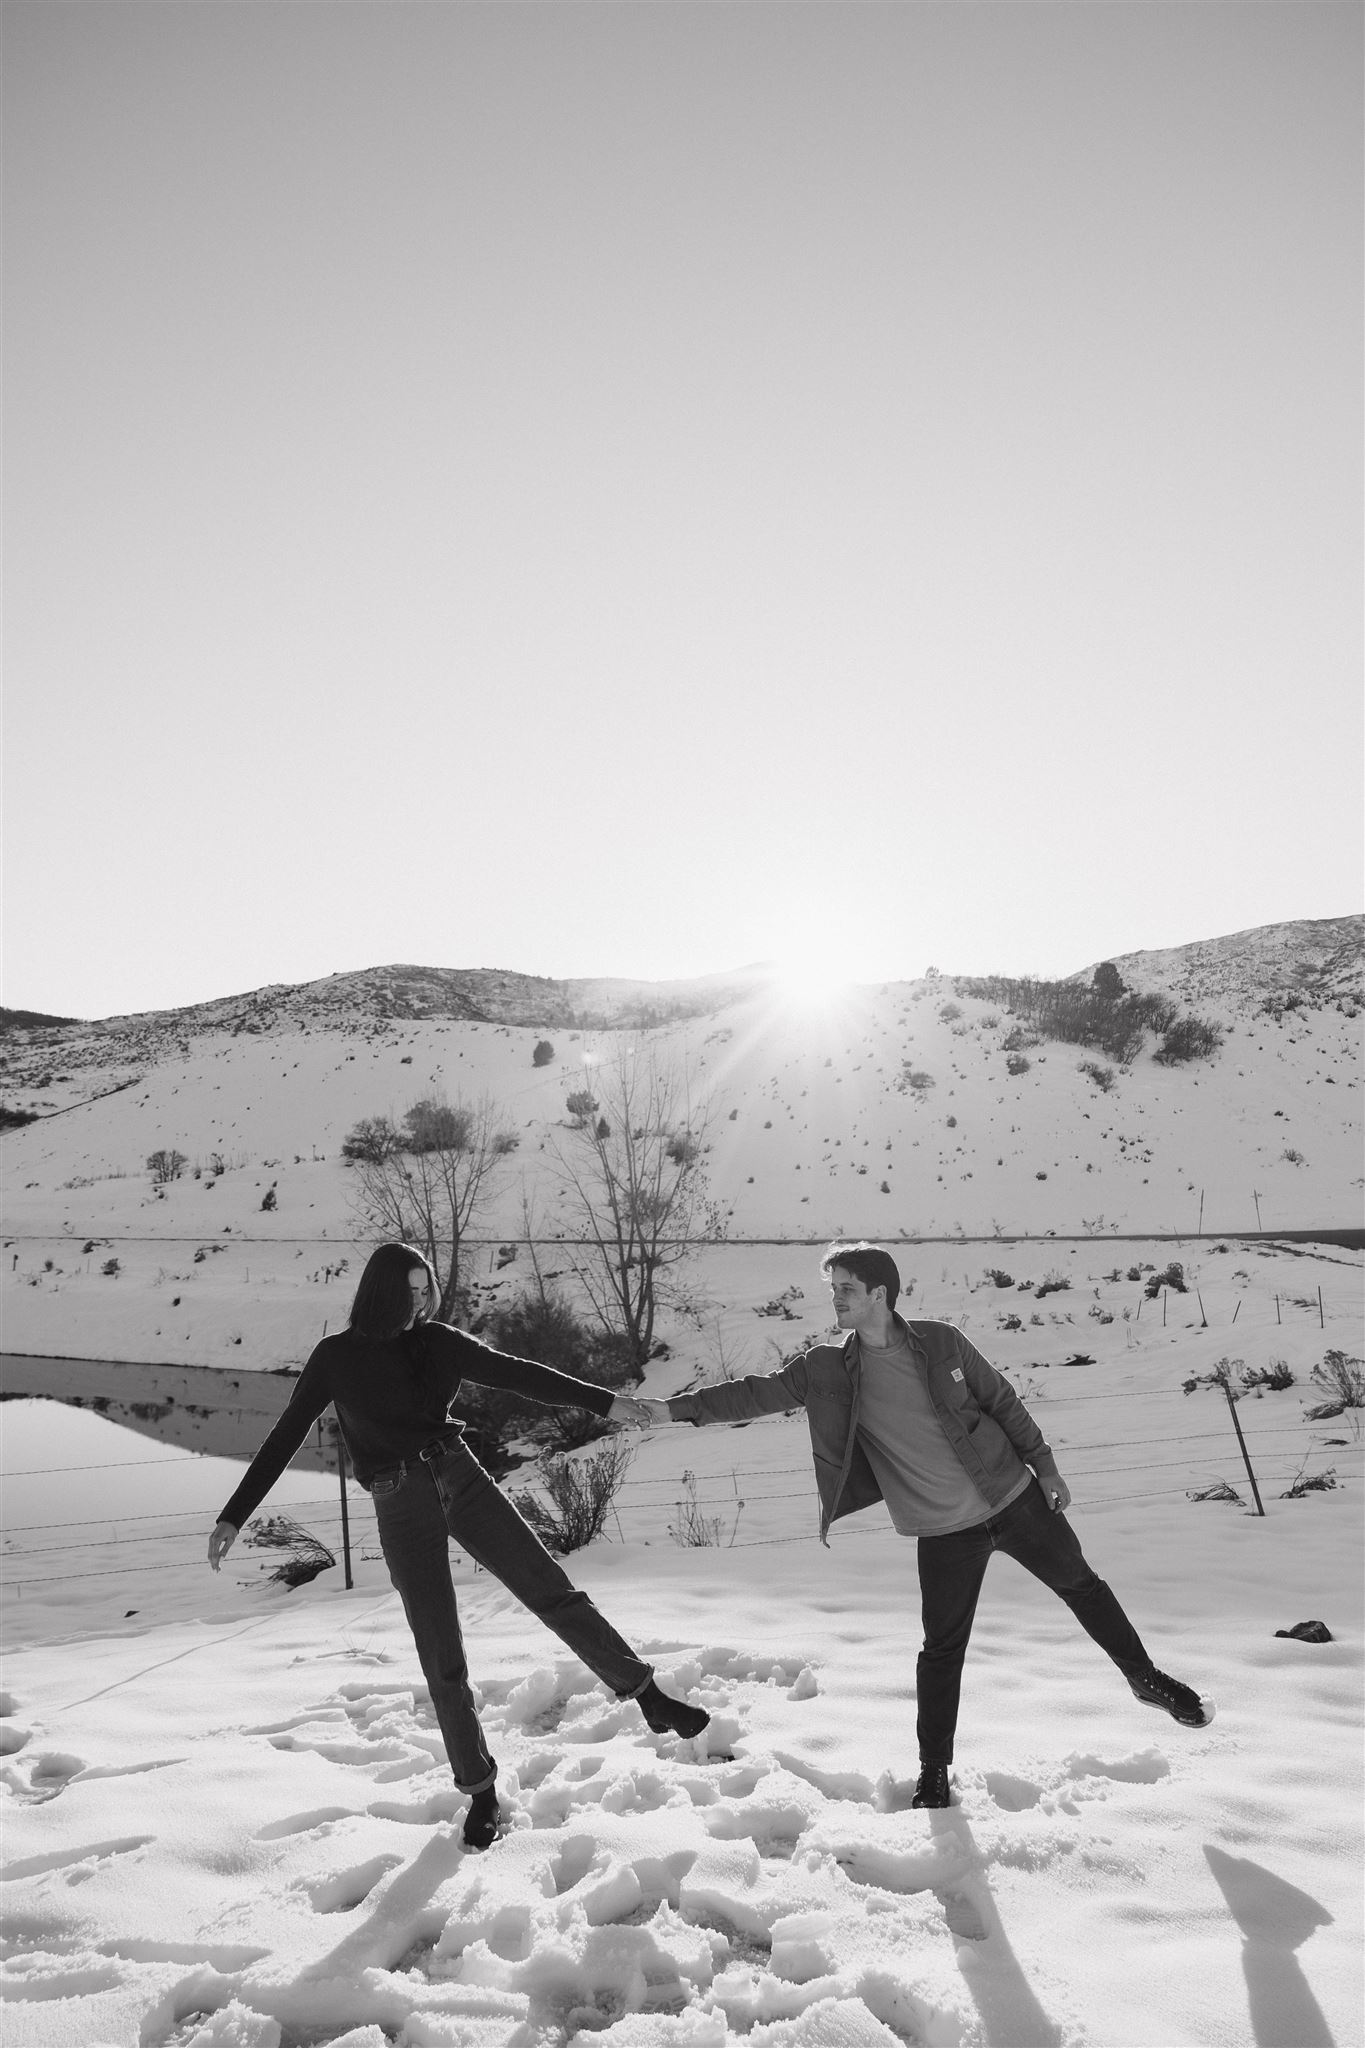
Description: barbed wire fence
xmin=3 ymin=1378 xmax=1359 ymax=1595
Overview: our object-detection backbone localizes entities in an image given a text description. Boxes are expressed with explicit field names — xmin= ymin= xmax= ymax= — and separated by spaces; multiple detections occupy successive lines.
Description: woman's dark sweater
xmin=217 ymin=1322 xmax=616 ymax=1530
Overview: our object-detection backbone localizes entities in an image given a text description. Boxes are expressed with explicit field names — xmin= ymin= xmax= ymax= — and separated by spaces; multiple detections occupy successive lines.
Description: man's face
xmin=828 ymin=1266 xmax=884 ymax=1331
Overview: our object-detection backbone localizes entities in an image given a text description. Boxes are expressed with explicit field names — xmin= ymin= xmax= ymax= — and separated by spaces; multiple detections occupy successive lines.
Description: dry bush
xmin=669 ymin=1469 xmax=745 ymax=1548
xmin=243 ymin=1514 xmax=336 ymax=1587
xmin=1305 ymin=1350 xmax=1365 ymax=1420
xmin=511 ymin=1439 xmax=634 ymax=1554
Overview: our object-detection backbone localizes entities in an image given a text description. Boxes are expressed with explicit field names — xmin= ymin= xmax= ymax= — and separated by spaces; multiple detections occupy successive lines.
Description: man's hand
xmin=608 ymin=1395 xmax=654 ymax=1428
xmin=1040 ymin=1470 xmax=1071 ymax=1512
xmin=208 ymin=1520 xmax=237 ymax=1572
xmin=640 ymin=1399 xmax=672 ymax=1426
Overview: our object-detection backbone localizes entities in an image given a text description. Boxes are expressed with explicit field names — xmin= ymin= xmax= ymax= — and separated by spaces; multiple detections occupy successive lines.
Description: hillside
xmin=1076 ymin=912 xmax=1362 ymax=1012
xmin=0 ymin=916 xmax=1360 ymax=1370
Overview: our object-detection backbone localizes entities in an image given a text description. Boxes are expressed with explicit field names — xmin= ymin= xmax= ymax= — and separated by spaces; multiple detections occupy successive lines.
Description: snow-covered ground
xmin=2 ymin=937 xmax=1362 ymax=2045
xmin=3 ymin=1237 xmax=1362 ymax=2048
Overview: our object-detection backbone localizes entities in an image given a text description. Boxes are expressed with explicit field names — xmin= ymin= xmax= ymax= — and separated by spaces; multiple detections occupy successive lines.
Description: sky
xmin=4 ymin=1 xmax=1361 ymax=1023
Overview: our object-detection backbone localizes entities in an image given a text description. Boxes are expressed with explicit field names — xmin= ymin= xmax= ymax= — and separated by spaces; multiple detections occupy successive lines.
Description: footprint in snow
xmin=0 ymin=1836 xmax=156 ymax=1885
xmin=984 ymin=1770 xmax=1044 ymax=1812
xmin=296 ymin=1851 xmax=405 ymax=1914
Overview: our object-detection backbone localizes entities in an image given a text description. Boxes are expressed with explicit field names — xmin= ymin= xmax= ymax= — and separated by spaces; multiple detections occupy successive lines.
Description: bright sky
xmin=4 ymin=3 xmax=1360 ymax=1021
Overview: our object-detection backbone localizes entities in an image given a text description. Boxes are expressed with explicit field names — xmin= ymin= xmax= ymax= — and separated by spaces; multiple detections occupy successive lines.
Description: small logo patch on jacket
xmin=951 ymin=1368 xmax=964 ymax=1382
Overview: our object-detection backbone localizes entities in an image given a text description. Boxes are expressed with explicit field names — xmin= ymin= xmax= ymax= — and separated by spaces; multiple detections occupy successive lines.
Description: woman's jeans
xmin=915 ymin=1478 xmax=1150 ymax=1765
xmin=372 ymin=1441 xmax=652 ymax=1793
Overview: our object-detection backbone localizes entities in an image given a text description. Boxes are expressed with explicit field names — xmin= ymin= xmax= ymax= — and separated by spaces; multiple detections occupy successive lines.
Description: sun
xmin=769 ymin=953 xmax=844 ymax=1011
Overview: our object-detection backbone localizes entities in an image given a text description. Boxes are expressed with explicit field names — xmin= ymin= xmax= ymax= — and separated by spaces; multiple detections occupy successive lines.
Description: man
xmin=641 ymin=1241 xmax=1208 ymax=1808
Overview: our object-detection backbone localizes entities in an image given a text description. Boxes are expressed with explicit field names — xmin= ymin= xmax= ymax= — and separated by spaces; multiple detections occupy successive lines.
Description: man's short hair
xmin=820 ymin=1241 xmax=901 ymax=1313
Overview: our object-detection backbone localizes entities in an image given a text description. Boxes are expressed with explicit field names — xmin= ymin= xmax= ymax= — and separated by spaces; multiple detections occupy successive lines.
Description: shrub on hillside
xmin=532 ymin=1040 xmax=555 ymax=1067
xmin=1144 ymin=1262 xmax=1187 ymax=1298
xmin=956 ymin=974 xmax=1178 ymax=1064
xmin=341 ymin=1117 xmax=396 ymax=1163
xmin=1154 ymin=1016 xmax=1223 ymax=1064
xmin=1006 ymin=1054 xmax=1031 ymax=1076
xmin=1079 ymin=1061 xmax=1116 ymax=1092
xmin=0 ymin=1105 xmax=38 ymax=1130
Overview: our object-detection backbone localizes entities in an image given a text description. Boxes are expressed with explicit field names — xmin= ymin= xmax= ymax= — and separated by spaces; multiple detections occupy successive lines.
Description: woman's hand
xmin=208 ymin=1520 xmax=238 ymax=1572
xmin=608 ymin=1395 xmax=654 ymax=1428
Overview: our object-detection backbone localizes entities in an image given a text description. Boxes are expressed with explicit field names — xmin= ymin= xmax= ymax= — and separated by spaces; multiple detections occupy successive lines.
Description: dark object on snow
xmin=1274 ymin=1619 xmax=1333 ymax=1643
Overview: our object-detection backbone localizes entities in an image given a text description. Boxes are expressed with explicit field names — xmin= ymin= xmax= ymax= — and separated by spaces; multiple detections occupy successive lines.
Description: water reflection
xmin=0 ymin=1352 xmax=338 ymax=1473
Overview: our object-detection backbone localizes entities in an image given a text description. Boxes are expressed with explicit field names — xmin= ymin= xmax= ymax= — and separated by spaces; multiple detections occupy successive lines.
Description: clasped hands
xmin=607 ymin=1395 xmax=672 ymax=1429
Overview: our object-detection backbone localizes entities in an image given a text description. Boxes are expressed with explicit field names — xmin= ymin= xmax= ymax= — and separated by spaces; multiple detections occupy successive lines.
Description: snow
xmin=2 ymin=938 xmax=1362 ymax=2045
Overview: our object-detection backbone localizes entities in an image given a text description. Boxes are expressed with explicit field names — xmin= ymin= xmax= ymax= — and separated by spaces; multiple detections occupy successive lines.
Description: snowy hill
xmin=2 ymin=925 xmax=1363 ymax=2048
xmin=1076 ymin=912 xmax=1362 ymax=1013
xmin=0 ymin=916 xmax=1360 ymax=1369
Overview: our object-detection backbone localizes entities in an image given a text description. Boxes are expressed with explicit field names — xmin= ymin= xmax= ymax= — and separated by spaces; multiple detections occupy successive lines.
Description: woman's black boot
xmin=635 ymin=1678 xmax=710 ymax=1738
xmin=462 ymin=1784 xmax=501 ymax=1850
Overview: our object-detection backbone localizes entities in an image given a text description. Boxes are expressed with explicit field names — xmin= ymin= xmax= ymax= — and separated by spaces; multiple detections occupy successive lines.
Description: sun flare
xmin=769 ymin=954 xmax=845 ymax=1010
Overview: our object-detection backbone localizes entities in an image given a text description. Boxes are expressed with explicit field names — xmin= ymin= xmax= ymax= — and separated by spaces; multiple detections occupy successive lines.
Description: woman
xmin=208 ymin=1242 xmax=708 ymax=1849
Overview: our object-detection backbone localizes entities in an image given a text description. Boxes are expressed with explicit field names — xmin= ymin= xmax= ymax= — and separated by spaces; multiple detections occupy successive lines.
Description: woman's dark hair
xmin=348 ymin=1242 xmax=436 ymax=1340
xmin=819 ymin=1240 xmax=901 ymax=1313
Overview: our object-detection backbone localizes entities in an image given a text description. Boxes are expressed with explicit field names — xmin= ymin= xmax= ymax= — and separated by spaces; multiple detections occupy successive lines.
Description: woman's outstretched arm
xmin=207 ymin=1349 xmax=334 ymax=1564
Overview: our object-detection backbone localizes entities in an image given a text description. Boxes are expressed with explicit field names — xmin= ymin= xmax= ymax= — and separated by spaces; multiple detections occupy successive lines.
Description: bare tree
xmin=550 ymin=1039 xmax=720 ymax=1369
xmin=344 ymin=1094 xmax=519 ymax=1320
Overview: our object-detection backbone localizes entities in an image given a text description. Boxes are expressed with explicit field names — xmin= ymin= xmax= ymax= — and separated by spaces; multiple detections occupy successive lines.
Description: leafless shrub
xmin=1279 ymin=1465 xmax=1339 ymax=1499
xmin=1305 ymin=1349 xmax=1365 ymax=1420
xmin=511 ymin=1439 xmax=634 ymax=1554
xmin=668 ymin=1469 xmax=745 ymax=1548
xmin=345 ymin=1093 xmax=519 ymax=1319
xmin=1187 ymin=1480 xmax=1245 ymax=1505
xmin=550 ymin=1041 xmax=720 ymax=1368
xmin=1154 ymin=1016 xmax=1223 ymax=1064
xmin=243 ymin=1514 xmax=336 ymax=1587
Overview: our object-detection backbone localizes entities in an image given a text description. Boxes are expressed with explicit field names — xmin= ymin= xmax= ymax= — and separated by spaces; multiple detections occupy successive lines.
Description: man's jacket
xmin=668 ymin=1316 xmax=1055 ymax=1544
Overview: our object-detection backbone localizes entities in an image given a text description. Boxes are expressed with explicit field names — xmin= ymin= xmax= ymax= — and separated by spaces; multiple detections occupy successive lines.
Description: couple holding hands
xmin=209 ymin=1239 xmax=1207 ymax=1849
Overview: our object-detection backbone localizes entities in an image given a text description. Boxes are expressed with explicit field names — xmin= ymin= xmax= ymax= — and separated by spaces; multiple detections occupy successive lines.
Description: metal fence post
xmin=1222 ymin=1381 xmax=1265 ymax=1516
xmin=332 ymin=1413 xmax=354 ymax=1589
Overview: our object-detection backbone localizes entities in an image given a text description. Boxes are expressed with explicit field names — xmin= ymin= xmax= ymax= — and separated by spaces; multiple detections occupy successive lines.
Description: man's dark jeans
xmin=915 ymin=1477 xmax=1150 ymax=1764
xmin=372 ymin=1441 xmax=652 ymax=1792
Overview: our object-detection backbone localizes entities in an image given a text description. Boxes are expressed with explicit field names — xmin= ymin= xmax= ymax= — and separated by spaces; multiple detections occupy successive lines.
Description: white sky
xmin=4 ymin=2 xmax=1361 ymax=1022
